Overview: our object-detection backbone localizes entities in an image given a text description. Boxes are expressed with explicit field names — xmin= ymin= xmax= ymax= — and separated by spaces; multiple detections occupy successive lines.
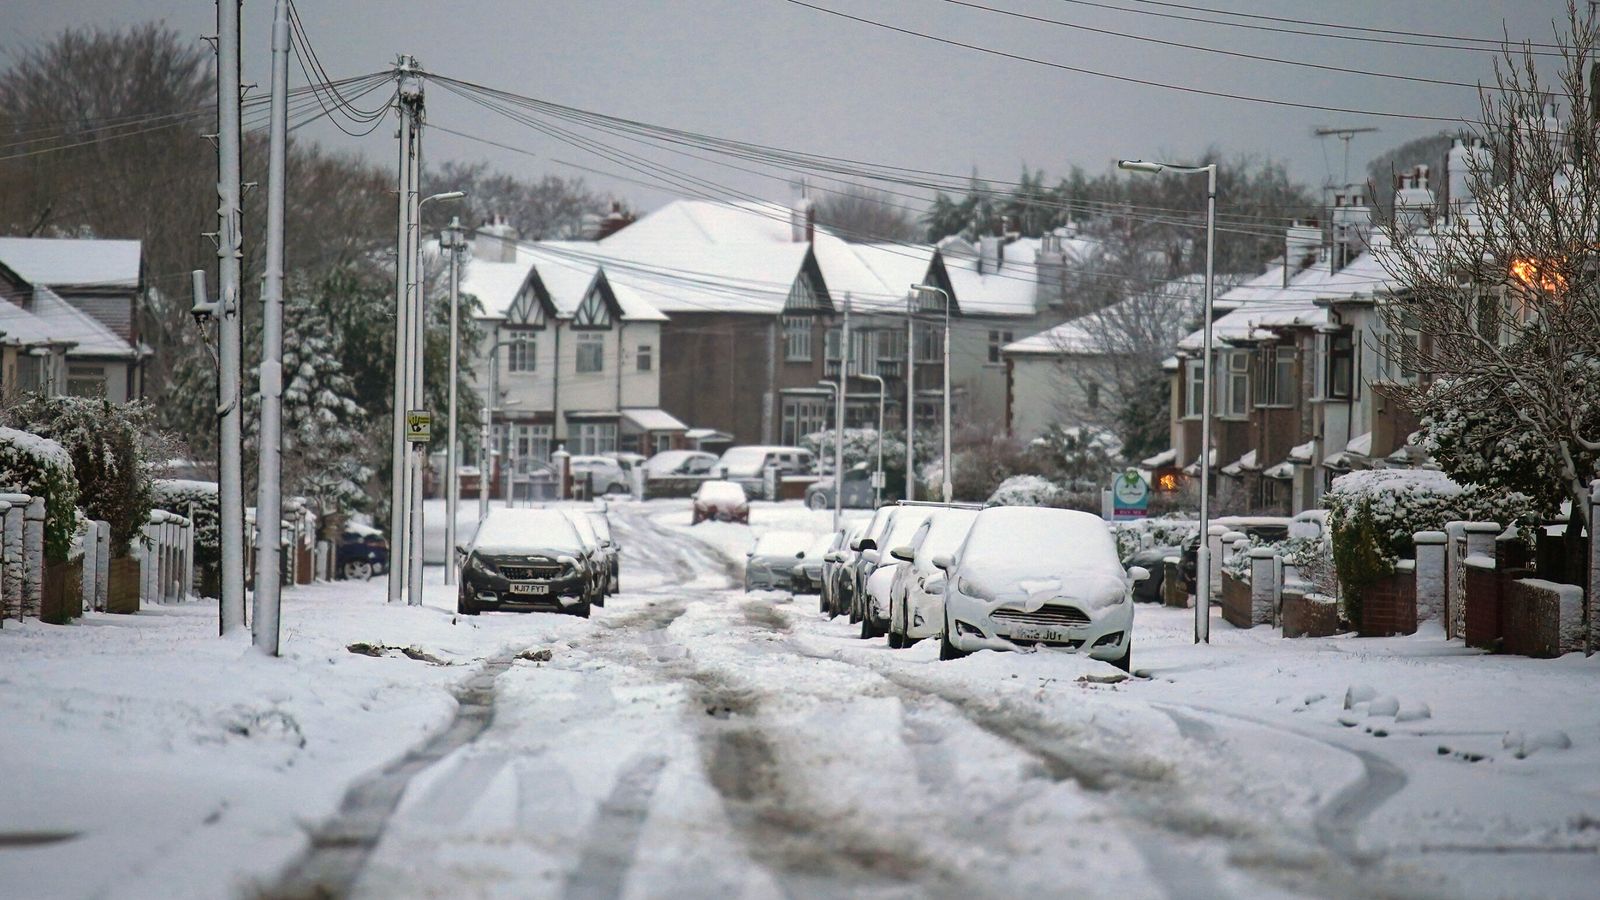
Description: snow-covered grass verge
xmin=0 ymin=571 xmax=585 ymax=899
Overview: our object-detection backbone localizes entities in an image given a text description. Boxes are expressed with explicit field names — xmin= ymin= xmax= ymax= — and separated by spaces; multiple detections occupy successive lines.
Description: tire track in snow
xmin=560 ymin=753 xmax=670 ymax=900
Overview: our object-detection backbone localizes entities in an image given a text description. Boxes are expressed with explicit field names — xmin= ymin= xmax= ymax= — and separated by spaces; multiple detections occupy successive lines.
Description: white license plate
xmin=1008 ymin=623 xmax=1070 ymax=643
xmin=508 ymin=583 xmax=549 ymax=595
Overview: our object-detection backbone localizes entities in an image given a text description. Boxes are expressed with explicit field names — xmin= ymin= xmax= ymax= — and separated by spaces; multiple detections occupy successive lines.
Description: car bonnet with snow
xmin=953 ymin=507 xmax=1129 ymax=610
xmin=746 ymin=530 xmax=813 ymax=590
xmin=471 ymin=509 xmax=585 ymax=557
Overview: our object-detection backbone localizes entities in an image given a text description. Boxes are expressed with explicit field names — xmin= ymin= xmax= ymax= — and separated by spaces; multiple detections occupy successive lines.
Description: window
xmin=1185 ymin=361 xmax=1204 ymax=418
xmin=576 ymin=422 xmax=617 ymax=455
xmin=783 ymin=315 xmax=811 ymax=361
xmin=781 ymin=396 xmax=829 ymax=446
xmin=16 ymin=356 xmax=46 ymax=394
xmin=509 ymin=423 xmax=552 ymax=466
xmin=1326 ymin=331 xmax=1354 ymax=400
xmin=850 ymin=329 xmax=877 ymax=376
xmin=987 ymin=330 xmax=1014 ymax=364
xmin=916 ymin=322 xmax=940 ymax=363
xmin=576 ymin=333 xmax=604 ymax=374
xmin=1222 ymin=352 xmax=1249 ymax=418
xmin=507 ymin=329 xmax=537 ymax=373
xmin=67 ymin=365 xmax=107 ymax=399
xmin=824 ymin=326 xmax=841 ymax=362
xmin=654 ymin=433 xmax=672 ymax=454
xmin=1086 ymin=380 xmax=1100 ymax=410
xmin=1255 ymin=346 xmax=1295 ymax=406
xmin=637 ymin=344 xmax=653 ymax=372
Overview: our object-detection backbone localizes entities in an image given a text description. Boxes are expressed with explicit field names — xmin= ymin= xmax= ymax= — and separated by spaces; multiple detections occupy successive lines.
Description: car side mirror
xmin=1128 ymin=565 xmax=1151 ymax=583
xmin=454 ymin=543 xmax=468 ymax=556
xmin=824 ymin=551 xmax=843 ymax=563
xmin=931 ymin=554 xmax=953 ymax=571
xmin=795 ymin=551 xmax=806 ymax=559
xmin=889 ymin=545 xmax=915 ymax=562
xmin=853 ymin=538 xmax=876 ymax=552
xmin=861 ymin=549 xmax=880 ymax=565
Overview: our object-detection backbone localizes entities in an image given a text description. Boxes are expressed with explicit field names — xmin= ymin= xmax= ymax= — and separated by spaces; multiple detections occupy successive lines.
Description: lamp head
xmin=1118 ymin=159 xmax=1164 ymax=174
xmin=427 ymin=190 xmax=466 ymax=203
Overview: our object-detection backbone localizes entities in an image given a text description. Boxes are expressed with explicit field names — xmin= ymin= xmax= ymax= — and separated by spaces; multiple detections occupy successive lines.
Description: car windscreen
xmin=717 ymin=448 xmax=769 ymax=476
xmin=879 ymin=510 xmax=931 ymax=557
xmin=473 ymin=510 xmax=585 ymax=556
xmin=697 ymin=481 xmax=746 ymax=504
xmin=915 ymin=509 xmax=979 ymax=564
xmin=585 ymin=512 xmax=612 ymax=541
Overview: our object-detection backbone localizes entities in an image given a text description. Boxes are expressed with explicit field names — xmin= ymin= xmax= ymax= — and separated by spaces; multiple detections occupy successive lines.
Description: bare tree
xmin=423 ymin=161 xmax=610 ymax=240
xmin=814 ymin=182 xmax=921 ymax=242
xmin=1377 ymin=0 xmax=1600 ymax=569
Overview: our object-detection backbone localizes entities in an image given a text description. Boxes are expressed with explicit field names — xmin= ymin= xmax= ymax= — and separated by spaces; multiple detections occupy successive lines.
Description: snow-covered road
xmin=301 ymin=502 xmax=1600 ymax=899
xmin=4 ymin=499 xmax=1597 ymax=899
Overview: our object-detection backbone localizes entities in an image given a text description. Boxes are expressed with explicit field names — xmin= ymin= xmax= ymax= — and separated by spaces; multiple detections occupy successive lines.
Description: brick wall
xmin=1358 ymin=567 xmax=1417 ymax=637
xmin=1463 ymin=559 xmax=1500 ymax=650
xmin=1221 ymin=571 xmax=1254 ymax=628
xmin=1282 ymin=589 xmax=1339 ymax=638
xmin=1501 ymin=579 xmax=1564 ymax=658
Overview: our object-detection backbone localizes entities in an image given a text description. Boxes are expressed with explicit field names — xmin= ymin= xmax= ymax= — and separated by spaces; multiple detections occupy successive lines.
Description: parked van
xmin=714 ymin=445 xmax=816 ymax=499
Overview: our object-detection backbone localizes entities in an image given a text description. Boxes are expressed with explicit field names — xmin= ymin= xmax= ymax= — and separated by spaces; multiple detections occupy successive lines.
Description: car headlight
xmin=468 ymin=555 xmax=496 ymax=576
xmin=956 ymin=576 xmax=994 ymax=602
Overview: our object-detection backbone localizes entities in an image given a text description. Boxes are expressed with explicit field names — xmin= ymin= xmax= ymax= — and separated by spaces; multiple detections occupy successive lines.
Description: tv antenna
xmin=1314 ymin=126 xmax=1379 ymax=185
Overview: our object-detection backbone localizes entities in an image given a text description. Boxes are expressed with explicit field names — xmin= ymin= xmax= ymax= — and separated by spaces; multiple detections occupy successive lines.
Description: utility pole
xmin=833 ymin=295 xmax=849 ymax=532
xmin=406 ymin=176 xmax=425 ymax=607
xmin=253 ymin=0 xmax=290 ymax=655
xmin=941 ymin=290 xmax=952 ymax=504
xmin=387 ymin=58 xmax=422 ymax=604
xmin=904 ymin=291 xmax=915 ymax=503
xmin=442 ymin=218 xmax=466 ymax=585
xmin=862 ymin=373 xmax=886 ymax=508
xmin=214 ymin=0 xmax=246 ymax=636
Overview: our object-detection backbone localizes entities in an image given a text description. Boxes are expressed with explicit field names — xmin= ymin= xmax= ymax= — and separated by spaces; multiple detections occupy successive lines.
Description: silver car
xmin=744 ymin=530 xmax=814 ymax=592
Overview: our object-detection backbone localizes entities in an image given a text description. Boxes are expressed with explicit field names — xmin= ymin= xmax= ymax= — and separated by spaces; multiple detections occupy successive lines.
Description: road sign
xmin=1111 ymin=468 xmax=1150 ymax=521
xmin=405 ymin=410 xmax=432 ymax=443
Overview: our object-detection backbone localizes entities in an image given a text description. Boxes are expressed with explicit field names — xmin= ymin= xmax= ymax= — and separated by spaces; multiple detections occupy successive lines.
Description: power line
xmin=1120 ymin=0 xmax=1565 ymax=51
xmin=777 ymin=0 xmax=1479 ymax=123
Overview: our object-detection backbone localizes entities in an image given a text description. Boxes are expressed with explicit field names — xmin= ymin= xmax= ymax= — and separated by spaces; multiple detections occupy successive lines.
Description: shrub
xmin=3 ymin=397 xmax=161 ymax=557
xmin=152 ymin=479 xmax=220 ymax=569
xmin=0 ymin=426 xmax=79 ymax=562
xmin=1111 ymin=516 xmax=1199 ymax=563
xmin=987 ymin=474 xmax=1063 ymax=507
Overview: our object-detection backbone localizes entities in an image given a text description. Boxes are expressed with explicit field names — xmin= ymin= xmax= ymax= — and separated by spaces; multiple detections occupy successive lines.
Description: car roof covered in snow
xmin=912 ymin=507 xmax=979 ymax=562
xmin=562 ymin=509 xmax=601 ymax=547
xmin=753 ymin=530 xmax=813 ymax=557
xmin=695 ymin=480 xmax=747 ymax=503
xmin=473 ymin=508 xmax=585 ymax=556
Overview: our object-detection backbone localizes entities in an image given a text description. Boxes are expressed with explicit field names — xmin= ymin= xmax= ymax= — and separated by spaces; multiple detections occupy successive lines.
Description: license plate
xmin=508 ymin=583 xmax=549 ymax=595
xmin=1009 ymin=623 xmax=1070 ymax=643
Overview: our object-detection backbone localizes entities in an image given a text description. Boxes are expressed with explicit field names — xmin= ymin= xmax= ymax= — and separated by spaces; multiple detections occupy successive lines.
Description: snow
xmin=1329 ymin=468 xmax=1463 ymax=499
xmin=619 ymin=407 xmax=687 ymax=432
xmin=955 ymin=507 xmax=1127 ymax=606
xmin=0 ymin=236 xmax=142 ymax=288
xmin=470 ymin=508 xmax=585 ymax=555
xmin=0 ymin=424 xmax=72 ymax=469
xmin=694 ymin=480 xmax=747 ymax=504
xmin=751 ymin=529 xmax=812 ymax=557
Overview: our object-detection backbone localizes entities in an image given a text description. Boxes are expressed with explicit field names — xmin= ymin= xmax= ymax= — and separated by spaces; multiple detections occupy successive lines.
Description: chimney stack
xmin=473 ymin=215 xmax=520 ymax=264
xmin=1329 ymin=185 xmax=1371 ymax=272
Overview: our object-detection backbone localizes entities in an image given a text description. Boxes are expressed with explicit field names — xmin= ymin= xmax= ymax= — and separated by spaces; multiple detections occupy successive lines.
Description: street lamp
xmin=817 ymin=379 xmax=842 ymax=531
xmin=860 ymin=373 xmax=886 ymax=508
xmin=440 ymin=217 xmax=468 ymax=585
xmin=1118 ymin=157 xmax=1216 ymax=644
xmin=910 ymin=284 xmax=952 ymax=504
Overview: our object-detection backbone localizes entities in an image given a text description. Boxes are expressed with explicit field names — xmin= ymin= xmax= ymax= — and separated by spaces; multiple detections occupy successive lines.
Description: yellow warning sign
xmin=405 ymin=410 xmax=432 ymax=442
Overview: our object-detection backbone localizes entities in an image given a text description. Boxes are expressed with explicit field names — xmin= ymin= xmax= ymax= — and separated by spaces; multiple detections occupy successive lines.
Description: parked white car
xmin=936 ymin=507 xmax=1142 ymax=671
xmin=855 ymin=507 xmax=932 ymax=639
xmin=569 ymin=455 xmax=630 ymax=494
xmin=745 ymin=530 xmax=813 ymax=592
xmin=885 ymin=507 xmax=979 ymax=649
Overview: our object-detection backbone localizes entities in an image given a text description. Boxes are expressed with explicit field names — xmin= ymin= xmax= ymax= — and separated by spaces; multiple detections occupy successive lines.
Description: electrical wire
xmin=776 ymin=0 xmax=1478 ymax=123
xmin=1120 ymin=0 xmax=1565 ymax=51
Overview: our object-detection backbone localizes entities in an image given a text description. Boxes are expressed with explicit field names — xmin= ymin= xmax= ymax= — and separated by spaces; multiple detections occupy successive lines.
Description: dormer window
xmin=574 ymin=287 xmax=612 ymax=328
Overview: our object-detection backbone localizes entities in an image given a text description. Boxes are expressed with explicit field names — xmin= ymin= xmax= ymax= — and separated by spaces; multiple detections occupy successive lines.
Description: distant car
xmin=643 ymin=449 xmax=719 ymax=477
xmin=569 ymin=455 xmax=630 ymax=495
xmin=337 ymin=524 xmax=388 ymax=580
xmin=1180 ymin=516 xmax=1292 ymax=593
xmin=584 ymin=509 xmax=621 ymax=594
xmin=885 ymin=507 xmax=979 ymax=648
xmin=790 ymin=532 xmax=834 ymax=596
xmin=692 ymin=480 xmax=749 ymax=524
xmin=1126 ymin=544 xmax=1180 ymax=602
xmin=457 ymin=509 xmax=601 ymax=617
xmin=745 ymin=530 xmax=814 ymax=592
xmin=563 ymin=509 xmax=612 ymax=606
xmin=937 ymin=507 xmax=1141 ymax=670
xmin=822 ymin=521 xmax=866 ymax=619
xmin=714 ymin=445 xmax=816 ymax=499
xmin=804 ymin=465 xmax=875 ymax=510
xmin=603 ymin=451 xmax=648 ymax=475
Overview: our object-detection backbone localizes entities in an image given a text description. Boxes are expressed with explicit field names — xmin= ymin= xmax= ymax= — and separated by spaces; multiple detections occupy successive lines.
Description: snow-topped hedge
xmin=986 ymin=474 xmax=1064 ymax=507
xmin=0 ymin=425 xmax=80 ymax=562
xmin=152 ymin=479 xmax=220 ymax=568
xmin=1111 ymin=516 xmax=1200 ymax=563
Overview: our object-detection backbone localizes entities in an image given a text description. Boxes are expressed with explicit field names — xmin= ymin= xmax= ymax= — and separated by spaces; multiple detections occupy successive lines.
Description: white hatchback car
xmin=936 ymin=507 xmax=1142 ymax=670
xmin=885 ymin=507 xmax=978 ymax=649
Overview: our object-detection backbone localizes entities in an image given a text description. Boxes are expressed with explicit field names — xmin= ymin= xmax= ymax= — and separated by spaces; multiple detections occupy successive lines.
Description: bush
xmin=1112 ymin=516 xmax=1200 ymax=563
xmin=3 ymin=397 xmax=162 ymax=557
xmin=152 ymin=479 xmax=219 ymax=569
xmin=987 ymin=474 xmax=1063 ymax=507
xmin=0 ymin=426 xmax=79 ymax=562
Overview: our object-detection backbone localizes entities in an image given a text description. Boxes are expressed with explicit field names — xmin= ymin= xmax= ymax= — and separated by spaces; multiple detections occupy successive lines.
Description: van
xmin=714 ymin=445 xmax=816 ymax=499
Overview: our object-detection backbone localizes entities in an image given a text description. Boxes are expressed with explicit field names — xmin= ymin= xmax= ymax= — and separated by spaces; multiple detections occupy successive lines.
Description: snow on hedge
xmin=1326 ymin=468 xmax=1464 ymax=501
xmin=152 ymin=479 xmax=220 ymax=566
xmin=986 ymin=474 xmax=1064 ymax=507
xmin=0 ymin=425 xmax=79 ymax=562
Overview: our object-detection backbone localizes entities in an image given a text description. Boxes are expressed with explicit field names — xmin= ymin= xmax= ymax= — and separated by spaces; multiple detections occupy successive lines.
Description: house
xmin=459 ymin=222 xmax=676 ymax=489
xmin=0 ymin=238 xmax=148 ymax=401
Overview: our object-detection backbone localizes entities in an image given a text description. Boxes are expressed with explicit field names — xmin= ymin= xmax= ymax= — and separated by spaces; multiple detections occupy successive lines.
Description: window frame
xmin=575 ymin=332 xmax=605 ymax=374
xmin=782 ymin=315 xmax=812 ymax=362
xmin=636 ymin=344 xmax=653 ymax=372
xmin=1184 ymin=360 xmax=1204 ymax=419
xmin=507 ymin=328 xmax=537 ymax=373
xmin=1326 ymin=330 xmax=1355 ymax=400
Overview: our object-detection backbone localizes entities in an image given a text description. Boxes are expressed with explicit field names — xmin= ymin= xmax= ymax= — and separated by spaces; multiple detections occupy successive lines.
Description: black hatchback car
xmin=458 ymin=508 xmax=601 ymax=618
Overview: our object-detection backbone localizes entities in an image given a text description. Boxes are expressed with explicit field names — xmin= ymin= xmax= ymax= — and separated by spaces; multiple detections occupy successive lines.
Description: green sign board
xmin=1111 ymin=469 xmax=1150 ymax=521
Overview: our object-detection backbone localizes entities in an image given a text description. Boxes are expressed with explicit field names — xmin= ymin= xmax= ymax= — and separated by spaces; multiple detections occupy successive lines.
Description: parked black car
xmin=1126 ymin=545 xmax=1181 ymax=602
xmin=458 ymin=509 xmax=601 ymax=618
xmin=1180 ymin=517 xmax=1291 ymax=593
xmin=337 ymin=526 xmax=388 ymax=580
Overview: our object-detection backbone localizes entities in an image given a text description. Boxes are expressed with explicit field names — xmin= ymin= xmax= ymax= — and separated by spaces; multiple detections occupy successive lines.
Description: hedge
xmin=152 ymin=479 xmax=220 ymax=569
xmin=0 ymin=426 xmax=80 ymax=562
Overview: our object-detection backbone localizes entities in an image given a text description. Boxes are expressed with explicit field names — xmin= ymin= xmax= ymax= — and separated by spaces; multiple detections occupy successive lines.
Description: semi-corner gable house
xmin=0 ymin=238 xmax=148 ymax=401
xmin=461 ymin=225 xmax=675 ymax=486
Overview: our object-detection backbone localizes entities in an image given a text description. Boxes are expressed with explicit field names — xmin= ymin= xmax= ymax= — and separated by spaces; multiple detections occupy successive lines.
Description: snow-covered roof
xmin=685 ymin=427 xmax=732 ymax=441
xmin=620 ymin=408 xmax=688 ymax=432
xmin=0 ymin=237 xmax=142 ymax=290
xmin=0 ymin=286 xmax=136 ymax=358
xmin=1140 ymin=448 xmax=1176 ymax=468
xmin=1288 ymin=440 xmax=1315 ymax=463
xmin=458 ymin=240 xmax=668 ymax=323
xmin=1220 ymin=449 xmax=1258 ymax=476
xmin=1003 ymin=312 xmax=1102 ymax=355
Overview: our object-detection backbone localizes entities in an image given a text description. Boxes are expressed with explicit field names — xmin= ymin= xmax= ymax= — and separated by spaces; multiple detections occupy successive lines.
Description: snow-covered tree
xmin=1377 ymin=1 xmax=1600 ymax=571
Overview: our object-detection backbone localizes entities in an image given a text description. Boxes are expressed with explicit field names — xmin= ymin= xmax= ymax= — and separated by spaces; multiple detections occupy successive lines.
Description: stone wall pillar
xmin=1206 ymin=524 xmax=1228 ymax=601
xmin=23 ymin=497 xmax=45 ymax=619
xmin=1414 ymin=530 xmax=1448 ymax=624
xmin=94 ymin=521 xmax=110 ymax=611
xmin=80 ymin=520 xmax=99 ymax=612
xmin=0 ymin=499 xmax=15 ymax=619
xmin=1249 ymin=547 xmax=1278 ymax=626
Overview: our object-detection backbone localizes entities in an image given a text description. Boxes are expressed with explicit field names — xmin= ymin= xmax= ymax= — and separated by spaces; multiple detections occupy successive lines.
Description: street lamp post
xmin=817 ymin=379 xmax=842 ymax=530
xmin=861 ymin=373 xmax=886 ymax=507
xmin=910 ymin=285 xmax=953 ymax=503
xmin=440 ymin=218 xmax=467 ymax=585
xmin=1118 ymin=158 xmax=1216 ymax=644
xmin=904 ymin=290 xmax=915 ymax=503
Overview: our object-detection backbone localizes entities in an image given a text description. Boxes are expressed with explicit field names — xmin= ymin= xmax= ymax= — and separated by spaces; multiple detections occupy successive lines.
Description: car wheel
xmin=457 ymin=594 xmax=479 ymax=616
xmin=820 ymin=591 xmax=829 ymax=615
xmin=887 ymin=628 xmax=904 ymax=649
xmin=569 ymin=601 xmax=591 ymax=619
xmin=807 ymin=492 xmax=828 ymax=510
xmin=343 ymin=559 xmax=373 ymax=581
xmin=939 ymin=613 xmax=968 ymax=661
xmin=1108 ymin=642 xmax=1131 ymax=673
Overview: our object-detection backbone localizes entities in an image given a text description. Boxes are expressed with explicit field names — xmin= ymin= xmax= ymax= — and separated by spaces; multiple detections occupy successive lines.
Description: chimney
xmin=1329 ymin=185 xmax=1371 ymax=272
xmin=473 ymin=215 xmax=520 ymax=264
xmin=595 ymin=201 xmax=635 ymax=240
xmin=1284 ymin=221 xmax=1321 ymax=283
xmin=1445 ymin=138 xmax=1489 ymax=225
xmin=791 ymin=182 xmax=815 ymax=243
xmin=1393 ymin=165 xmax=1436 ymax=233
xmin=978 ymin=234 xmax=1003 ymax=275
xmin=1035 ymin=228 xmax=1067 ymax=308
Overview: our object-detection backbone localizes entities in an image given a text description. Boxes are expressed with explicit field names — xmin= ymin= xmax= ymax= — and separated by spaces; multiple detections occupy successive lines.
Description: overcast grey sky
xmin=4 ymin=1 xmax=1560 ymax=218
